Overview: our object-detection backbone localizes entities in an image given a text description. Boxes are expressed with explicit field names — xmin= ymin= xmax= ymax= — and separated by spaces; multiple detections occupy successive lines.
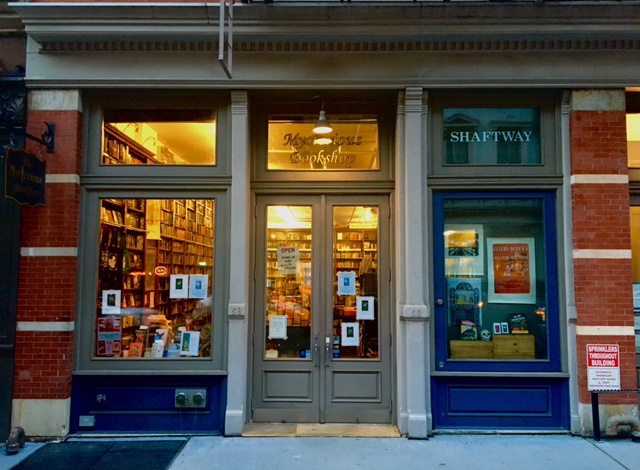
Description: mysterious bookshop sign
xmin=4 ymin=149 xmax=46 ymax=206
xmin=267 ymin=121 xmax=379 ymax=171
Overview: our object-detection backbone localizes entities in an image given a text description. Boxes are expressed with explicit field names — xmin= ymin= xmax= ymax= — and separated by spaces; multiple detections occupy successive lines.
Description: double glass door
xmin=252 ymin=195 xmax=391 ymax=424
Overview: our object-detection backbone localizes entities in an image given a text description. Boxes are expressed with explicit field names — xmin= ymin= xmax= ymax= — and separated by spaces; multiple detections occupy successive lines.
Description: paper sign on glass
xmin=101 ymin=290 xmax=121 ymax=315
xmin=170 ymin=274 xmax=189 ymax=298
xmin=179 ymin=331 xmax=200 ymax=356
xmin=277 ymin=246 xmax=299 ymax=275
xmin=337 ymin=271 xmax=357 ymax=296
xmin=189 ymin=274 xmax=209 ymax=299
xmin=341 ymin=322 xmax=360 ymax=346
xmin=356 ymin=296 xmax=375 ymax=320
xmin=268 ymin=315 xmax=288 ymax=339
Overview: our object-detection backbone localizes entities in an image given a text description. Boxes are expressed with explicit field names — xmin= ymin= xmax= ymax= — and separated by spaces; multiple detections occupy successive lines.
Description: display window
xmin=95 ymin=198 xmax=215 ymax=359
xmin=101 ymin=110 xmax=216 ymax=165
xmin=433 ymin=191 xmax=561 ymax=372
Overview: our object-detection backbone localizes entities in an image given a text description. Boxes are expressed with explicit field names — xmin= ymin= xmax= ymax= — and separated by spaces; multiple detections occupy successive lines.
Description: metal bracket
xmin=25 ymin=122 xmax=55 ymax=153
xmin=218 ymin=0 xmax=234 ymax=79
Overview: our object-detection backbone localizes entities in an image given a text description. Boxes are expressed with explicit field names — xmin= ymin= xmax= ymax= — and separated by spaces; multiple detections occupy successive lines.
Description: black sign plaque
xmin=4 ymin=149 xmax=46 ymax=206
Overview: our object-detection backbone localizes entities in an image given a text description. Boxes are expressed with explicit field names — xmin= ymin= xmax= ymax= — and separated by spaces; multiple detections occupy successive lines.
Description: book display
xmin=96 ymin=194 xmax=215 ymax=359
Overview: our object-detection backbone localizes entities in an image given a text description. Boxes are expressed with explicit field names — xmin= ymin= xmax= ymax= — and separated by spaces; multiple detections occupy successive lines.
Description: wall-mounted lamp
xmin=313 ymin=98 xmax=333 ymax=135
xmin=143 ymin=136 xmax=157 ymax=146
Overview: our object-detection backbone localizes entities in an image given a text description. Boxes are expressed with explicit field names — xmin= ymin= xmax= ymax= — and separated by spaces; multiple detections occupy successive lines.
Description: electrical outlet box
xmin=174 ymin=388 xmax=207 ymax=408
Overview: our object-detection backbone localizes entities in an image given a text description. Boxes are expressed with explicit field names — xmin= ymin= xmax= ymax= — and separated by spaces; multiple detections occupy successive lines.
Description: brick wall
xmin=570 ymin=91 xmax=637 ymax=405
xmin=13 ymin=100 xmax=82 ymax=407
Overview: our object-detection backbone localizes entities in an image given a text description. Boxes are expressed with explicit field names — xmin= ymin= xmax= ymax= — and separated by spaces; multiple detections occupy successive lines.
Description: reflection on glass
xmin=444 ymin=198 xmax=548 ymax=361
xmin=333 ymin=206 xmax=379 ymax=360
xmin=95 ymin=198 xmax=215 ymax=359
xmin=265 ymin=206 xmax=312 ymax=359
xmin=102 ymin=111 xmax=216 ymax=165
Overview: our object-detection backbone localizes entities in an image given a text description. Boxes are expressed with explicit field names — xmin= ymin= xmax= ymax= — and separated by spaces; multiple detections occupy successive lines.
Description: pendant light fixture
xmin=313 ymin=98 xmax=333 ymax=134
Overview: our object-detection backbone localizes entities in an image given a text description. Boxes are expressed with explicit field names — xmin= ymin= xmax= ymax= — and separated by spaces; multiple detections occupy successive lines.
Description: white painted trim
xmin=20 ymin=247 xmax=78 ymax=257
xmin=46 ymin=174 xmax=80 ymax=184
xmin=17 ymin=321 xmax=75 ymax=332
xmin=573 ymin=249 xmax=631 ymax=259
xmin=576 ymin=325 xmax=635 ymax=336
xmin=570 ymin=174 xmax=628 ymax=185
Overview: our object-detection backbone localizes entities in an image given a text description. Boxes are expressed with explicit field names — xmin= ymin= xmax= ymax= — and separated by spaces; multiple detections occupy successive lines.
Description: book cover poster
xmin=447 ymin=278 xmax=481 ymax=326
xmin=356 ymin=296 xmax=375 ymax=320
xmin=488 ymin=238 xmax=536 ymax=303
xmin=444 ymin=224 xmax=484 ymax=277
xmin=170 ymin=274 xmax=188 ymax=298
xmin=96 ymin=316 xmax=122 ymax=356
xmin=180 ymin=331 xmax=200 ymax=356
xmin=337 ymin=271 xmax=357 ymax=296
xmin=101 ymin=289 xmax=121 ymax=315
xmin=189 ymin=274 xmax=209 ymax=299
xmin=341 ymin=322 xmax=360 ymax=347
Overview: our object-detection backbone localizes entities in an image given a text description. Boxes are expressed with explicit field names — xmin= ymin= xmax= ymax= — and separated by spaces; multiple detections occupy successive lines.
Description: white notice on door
xmin=269 ymin=315 xmax=288 ymax=339
xmin=278 ymin=246 xmax=299 ymax=275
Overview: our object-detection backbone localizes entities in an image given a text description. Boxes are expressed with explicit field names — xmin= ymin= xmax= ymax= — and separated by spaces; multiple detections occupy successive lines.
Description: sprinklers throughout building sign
xmin=267 ymin=121 xmax=379 ymax=171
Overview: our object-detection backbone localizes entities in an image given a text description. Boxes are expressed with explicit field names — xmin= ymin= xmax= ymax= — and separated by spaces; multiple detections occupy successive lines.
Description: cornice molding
xmin=39 ymin=38 xmax=640 ymax=53
xmin=10 ymin=3 xmax=640 ymax=46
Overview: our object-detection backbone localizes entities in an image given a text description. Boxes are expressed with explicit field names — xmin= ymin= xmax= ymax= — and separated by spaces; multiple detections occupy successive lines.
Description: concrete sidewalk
xmin=2 ymin=433 xmax=639 ymax=470
xmin=169 ymin=434 xmax=640 ymax=470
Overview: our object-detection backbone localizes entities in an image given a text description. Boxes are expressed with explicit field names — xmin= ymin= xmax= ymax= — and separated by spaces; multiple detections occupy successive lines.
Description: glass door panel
xmin=264 ymin=205 xmax=312 ymax=360
xmin=332 ymin=206 xmax=379 ymax=360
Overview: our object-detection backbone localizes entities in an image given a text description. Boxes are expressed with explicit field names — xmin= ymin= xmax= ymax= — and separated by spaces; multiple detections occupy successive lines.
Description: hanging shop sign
xmin=4 ymin=148 xmax=46 ymax=206
xmin=267 ymin=121 xmax=379 ymax=171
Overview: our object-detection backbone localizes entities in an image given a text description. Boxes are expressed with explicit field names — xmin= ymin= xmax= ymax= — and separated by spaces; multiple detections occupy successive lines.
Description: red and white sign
xmin=586 ymin=344 xmax=620 ymax=391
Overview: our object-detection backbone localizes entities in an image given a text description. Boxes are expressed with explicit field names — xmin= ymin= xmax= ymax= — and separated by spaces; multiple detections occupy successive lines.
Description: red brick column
xmin=12 ymin=91 xmax=82 ymax=438
xmin=570 ymin=90 xmax=637 ymax=426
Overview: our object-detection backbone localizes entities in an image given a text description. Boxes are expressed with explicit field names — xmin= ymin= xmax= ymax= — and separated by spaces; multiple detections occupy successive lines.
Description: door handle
xmin=325 ymin=336 xmax=332 ymax=367
xmin=313 ymin=338 xmax=319 ymax=367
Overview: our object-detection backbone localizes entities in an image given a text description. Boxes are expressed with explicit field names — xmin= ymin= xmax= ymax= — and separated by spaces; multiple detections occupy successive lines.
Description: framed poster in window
xmin=444 ymin=224 xmax=484 ymax=277
xmin=487 ymin=238 xmax=536 ymax=304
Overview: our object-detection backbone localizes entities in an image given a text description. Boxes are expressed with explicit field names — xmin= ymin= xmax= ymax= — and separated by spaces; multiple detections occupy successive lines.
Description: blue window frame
xmin=433 ymin=191 xmax=561 ymax=373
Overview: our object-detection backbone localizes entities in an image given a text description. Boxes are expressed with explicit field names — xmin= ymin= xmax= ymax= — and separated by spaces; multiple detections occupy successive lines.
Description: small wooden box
xmin=492 ymin=334 xmax=535 ymax=359
xmin=450 ymin=340 xmax=493 ymax=359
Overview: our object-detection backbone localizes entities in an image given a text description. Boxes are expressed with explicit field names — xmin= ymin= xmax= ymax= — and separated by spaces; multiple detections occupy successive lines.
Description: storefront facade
xmin=7 ymin=1 xmax=640 ymax=438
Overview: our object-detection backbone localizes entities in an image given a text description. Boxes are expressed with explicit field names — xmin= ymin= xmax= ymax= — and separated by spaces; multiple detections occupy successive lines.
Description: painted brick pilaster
xmin=12 ymin=90 xmax=82 ymax=438
xmin=569 ymin=89 xmax=636 ymax=410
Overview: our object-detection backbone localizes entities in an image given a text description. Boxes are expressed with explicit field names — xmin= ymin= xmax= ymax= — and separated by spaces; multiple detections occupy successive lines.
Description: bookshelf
xmin=102 ymin=123 xmax=158 ymax=165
